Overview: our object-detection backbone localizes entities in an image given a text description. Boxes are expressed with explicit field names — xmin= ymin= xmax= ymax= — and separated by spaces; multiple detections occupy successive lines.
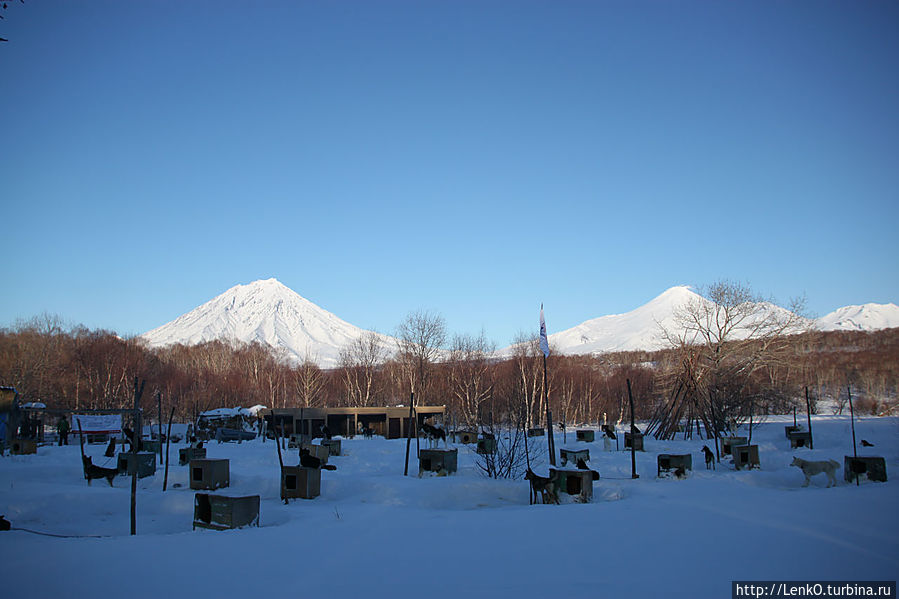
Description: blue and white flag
xmin=539 ymin=305 xmax=550 ymax=357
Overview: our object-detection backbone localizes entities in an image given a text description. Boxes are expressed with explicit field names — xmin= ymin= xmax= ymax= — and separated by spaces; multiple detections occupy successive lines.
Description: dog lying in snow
xmin=702 ymin=445 xmax=715 ymax=470
xmin=790 ymin=456 xmax=840 ymax=488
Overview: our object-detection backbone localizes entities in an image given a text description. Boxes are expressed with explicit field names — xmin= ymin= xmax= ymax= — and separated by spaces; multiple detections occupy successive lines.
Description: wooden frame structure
xmin=265 ymin=405 xmax=446 ymax=440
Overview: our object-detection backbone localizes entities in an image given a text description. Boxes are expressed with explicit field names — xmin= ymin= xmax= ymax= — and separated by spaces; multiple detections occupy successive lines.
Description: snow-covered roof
xmin=22 ymin=402 xmax=47 ymax=409
xmin=199 ymin=406 xmax=258 ymax=418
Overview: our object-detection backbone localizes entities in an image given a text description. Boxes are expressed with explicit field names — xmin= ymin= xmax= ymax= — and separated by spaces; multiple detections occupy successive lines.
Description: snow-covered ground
xmin=2 ymin=416 xmax=897 ymax=598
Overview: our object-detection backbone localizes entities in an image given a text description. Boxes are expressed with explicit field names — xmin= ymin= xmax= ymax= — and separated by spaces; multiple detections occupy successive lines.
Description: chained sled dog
xmin=790 ymin=456 xmax=840 ymax=488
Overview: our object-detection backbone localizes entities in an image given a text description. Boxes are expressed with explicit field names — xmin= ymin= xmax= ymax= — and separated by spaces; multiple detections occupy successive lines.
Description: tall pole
xmin=404 ymin=392 xmax=414 ymax=476
xmin=627 ymin=379 xmax=638 ymax=479
xmin=156 ymin=391 xmax=163 ymax=465
xmin=848 ymin=385 xmax=858 ymax=486
xmin=131 ymin=377 xmax=145 ymax=536
xmin=544 ymin=353 xmax=555 ymax=466
xmin=805 ymin=387 xmax=814 ymax=450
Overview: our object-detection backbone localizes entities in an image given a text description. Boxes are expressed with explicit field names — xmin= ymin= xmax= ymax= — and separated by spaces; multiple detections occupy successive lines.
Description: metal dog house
xmin=193 ymin=493 xmax=259 ymax=531
xmin=844 ymin=456 xmax=887 ymax=483
xmin=190 ymin=458 xmax=230 ymax=490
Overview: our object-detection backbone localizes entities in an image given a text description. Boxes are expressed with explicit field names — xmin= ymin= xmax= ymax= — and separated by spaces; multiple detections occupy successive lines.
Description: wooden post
xmin=404 ymin=393 xmax=414 ymax=476
xmin=793 ymin=407 xmax=797 ymax=427
xmin=163 ymin=407 xmax=174 ymax=491
xmin=848 ymin=385 xmax=858 ymax=487
xmin=748 ymin=399 xmax=753 ymax=445
xmin=805 ymin=387 xmax=814 ymax=450
xmin=156 ymin=391 xmax=163 ymax=465
xmin=131 ymin=378 xmax=145 ymax=536
xmin=627 ymin=379 xmax=638 ymax=479
xmin=544 ymin=353 xmax=555 ymax=466
xmin=275 ymin=423 xmax=284 ymax=469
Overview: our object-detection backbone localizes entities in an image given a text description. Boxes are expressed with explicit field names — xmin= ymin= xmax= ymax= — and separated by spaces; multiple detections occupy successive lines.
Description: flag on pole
xmin=539 ymin=304 xmax=550 ymax=357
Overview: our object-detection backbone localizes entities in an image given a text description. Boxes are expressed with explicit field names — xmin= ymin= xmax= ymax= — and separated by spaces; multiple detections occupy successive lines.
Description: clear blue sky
xmin=2 ymin=1 xmax=897 ymax=346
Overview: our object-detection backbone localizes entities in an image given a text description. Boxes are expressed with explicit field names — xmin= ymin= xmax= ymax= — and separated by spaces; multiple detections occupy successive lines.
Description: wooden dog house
xmin=721 ymin=437 xmax=748 ymax=456
xmin=657 ymin=453 xmax=692 ymax=477
xmin=454 ymin=430 xmax=478 ymax=444
xmin=320 ymin=439 xmax=341 ymax=457
xmin=788 ymin=431 xmax=812 ymax=449
xmin=844 ymin=456 xmax=887 ymax=483
xmin=117 ymin=451 xmax=157 ymax=478
xmin=419 ymin=448 xmax=457 ymax=476
xmin=301 ymin=443 xmax=330 ymax=464
xmin=732 ymin=445 xmax=759 ymax=470
xmin=476 ymin=437 xmax=497 ymax=455
xmin=281 ymin=465 xmax=321 ymax=500
xmin=548 ymin=467 xmax=594 ymax=502
xmin=179 ymin=446 xmax=206 ymax=466
xmin=575 ymin=430 xmax=595 ymax=442
xmin=287 ymin=433 xmax=311 ymax=449
xmin=190 ymin=458 xmax=230 ymax=490
xmin=784 ymin=425 xmax=801 ymax=439
xmin=11 ymin=439 xmax=37 ymax=455
xmin=624 ymin=432 xmax=644 ymax=451
xmin=560 ymin=447 xmax=589 ymax=467
xmin=193 ymin=493 xmax=259 ymax=531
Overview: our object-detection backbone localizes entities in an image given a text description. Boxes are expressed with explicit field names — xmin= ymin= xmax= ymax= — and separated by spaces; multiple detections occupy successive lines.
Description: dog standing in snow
xmin=790 ymin=456 xmax=840 ymax=488
xmin=702 ymin=445 xmax=715 ymax=470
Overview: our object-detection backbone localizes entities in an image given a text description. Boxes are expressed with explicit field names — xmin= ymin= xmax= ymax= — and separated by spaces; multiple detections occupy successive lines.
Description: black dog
xmin=701 ymin=445 xmax=715 ymax=470
xmin=299 ymin=447 xmax=337 ymax=471
xmin=861 ymin=439 xmax=874 ymax=447
xmin=0 ymin=515 xmax=10 ymax=531
xmin=122 ymin=427 xmax=143 ymax=452
xmin=320 ymin=424 xmax=332 ymax=441
xmin=601 ymin=425 xmax=617 ymax=440
xmin=82 ymin=455 xmax=118 ymax=486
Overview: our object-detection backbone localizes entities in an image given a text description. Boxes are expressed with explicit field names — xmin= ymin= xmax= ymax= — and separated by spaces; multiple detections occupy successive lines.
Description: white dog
xmin=790 ymin=456 xmax=840 ymax=488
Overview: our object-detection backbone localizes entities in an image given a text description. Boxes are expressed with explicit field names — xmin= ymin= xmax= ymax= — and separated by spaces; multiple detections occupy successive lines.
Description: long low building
xmin=263 ymin=405 xmax=446 ymax=439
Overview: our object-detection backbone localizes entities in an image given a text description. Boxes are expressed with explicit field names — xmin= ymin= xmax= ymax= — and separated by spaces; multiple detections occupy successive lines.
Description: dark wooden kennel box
xmin=189 ymin=458 xmax=230 ymax=490
xmin=575 ymin=430 xmax=595 ymax=442
xmin=281 ymin=465 xmax=321 ymax=500
xmin=844 ymin=456 xmax=887 ymax=483
xmin=419 ymin=448 xmax=458 ymax=476
xmin=721 ymin=437 xmax=748 ymax=456
xmin=179 ymin=446 xmax=206 ymax=466
xmin=117 ymin=451 xmax=157 ymax=478
xmin=193 ymin=493 xmax=259 ymax=531
xmin=560 ymin=447 xmax=590 ymax=467
xmin=732 ymin=445 xmax=759 ymax=470
xmin=657 ymin=453 xmax=692 ymax=476
xmin=624 ymin=432 xmax=644 ymax=451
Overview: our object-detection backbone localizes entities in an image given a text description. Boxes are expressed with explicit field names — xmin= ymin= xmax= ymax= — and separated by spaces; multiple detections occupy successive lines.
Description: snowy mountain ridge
xmin=141 ymin=278 xmax=392 ymax=368
xmin=142 ymin=279 xmax=898 ymax=366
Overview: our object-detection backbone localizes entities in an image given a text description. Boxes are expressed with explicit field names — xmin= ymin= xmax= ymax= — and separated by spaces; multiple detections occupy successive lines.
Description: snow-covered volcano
xmin=141 ymin=279 xmax=391 ymax=367
xmin=816 ymin=302 xmax=899 ymax=332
